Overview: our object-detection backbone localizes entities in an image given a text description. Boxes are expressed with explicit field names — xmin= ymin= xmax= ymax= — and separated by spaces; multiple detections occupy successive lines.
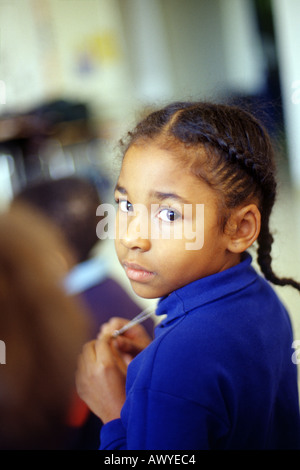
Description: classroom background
xmin=0 ymin=0 xmax=300 ymax=383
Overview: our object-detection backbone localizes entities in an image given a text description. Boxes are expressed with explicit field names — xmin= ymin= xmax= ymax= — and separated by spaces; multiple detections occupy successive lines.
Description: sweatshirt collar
xmin=155 ymin=253 xmax=257 ymax=327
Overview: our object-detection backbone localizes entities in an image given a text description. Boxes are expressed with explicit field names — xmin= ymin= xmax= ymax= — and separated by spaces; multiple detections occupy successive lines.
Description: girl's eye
xmin=158 ymin=208 xmax=181 ymax=222
xmin=119 ymin=199 xmax=133 ymax=213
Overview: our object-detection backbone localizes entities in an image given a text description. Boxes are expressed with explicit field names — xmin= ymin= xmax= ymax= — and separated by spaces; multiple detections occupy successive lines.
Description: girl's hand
xmin=75 ymin=335 xmax=126 ymax=424
xmin=98 ymin=317 xmax=153 ymax=367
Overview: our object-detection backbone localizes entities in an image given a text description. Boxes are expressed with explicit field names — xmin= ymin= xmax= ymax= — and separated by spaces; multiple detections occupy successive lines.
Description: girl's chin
xmin=129 ymin=280 xmax=165 ymax=300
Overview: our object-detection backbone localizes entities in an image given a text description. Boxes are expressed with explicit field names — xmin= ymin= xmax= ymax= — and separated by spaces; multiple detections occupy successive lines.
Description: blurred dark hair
xmin=120 ymin=100 xmax=300 ymax=292
xmin=13 ymin=176 xmax=101 ymax=263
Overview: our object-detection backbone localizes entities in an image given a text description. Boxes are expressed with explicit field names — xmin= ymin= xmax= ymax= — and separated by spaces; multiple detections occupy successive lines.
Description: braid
xmin=121 ymin=101 xmax=300 ymax=293
xmin=257 ymin=199 xmax=300 ymax=291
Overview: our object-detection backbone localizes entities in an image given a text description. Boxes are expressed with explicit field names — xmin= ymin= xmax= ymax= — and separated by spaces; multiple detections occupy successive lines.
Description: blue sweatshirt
xmin=100 ymin=254 xmax=300 ymax=450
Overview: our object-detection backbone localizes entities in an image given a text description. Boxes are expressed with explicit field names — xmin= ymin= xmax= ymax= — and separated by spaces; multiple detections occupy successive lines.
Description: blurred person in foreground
xmin=0 ymin=203 xmax=91 ymax=450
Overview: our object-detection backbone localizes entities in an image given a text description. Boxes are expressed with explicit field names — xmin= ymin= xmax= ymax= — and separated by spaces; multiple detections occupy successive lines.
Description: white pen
xmin=111 ymin=306 xmax=155 ymax=338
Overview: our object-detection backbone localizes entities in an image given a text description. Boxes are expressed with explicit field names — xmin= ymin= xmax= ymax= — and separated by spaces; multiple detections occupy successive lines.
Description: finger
xmin=114 ymin=335 xmax=129 ymax=350
xmin=79 ymin=340 xmax=97 ymax=364
xmin=114 ymin=335 xmax=143 ymax=355
xmin=95 ymin=335 xmax=128 ymax=375
xmin=75 ymin=342 xmax=98 ymax=395
xmin=98 ymin=317 xmax=131 ymax=338
xmin=121 ymin=323 xmax=151 ymax=341
xmin=94 ymin=335 xmax=114 ymax=363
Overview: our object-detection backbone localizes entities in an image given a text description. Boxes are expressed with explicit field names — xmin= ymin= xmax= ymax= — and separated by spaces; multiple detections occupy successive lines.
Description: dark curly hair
xmin=120 ymin=101 xmax=300 ymax=292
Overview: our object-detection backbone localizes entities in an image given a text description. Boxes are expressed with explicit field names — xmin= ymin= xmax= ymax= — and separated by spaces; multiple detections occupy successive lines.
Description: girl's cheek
xmin=114 ymin=236 xmax=122 ymax=259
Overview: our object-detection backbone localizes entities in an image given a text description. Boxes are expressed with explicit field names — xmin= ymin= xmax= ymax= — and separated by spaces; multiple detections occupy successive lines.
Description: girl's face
xmin=114 ymin=143 xmax=239 ymax=299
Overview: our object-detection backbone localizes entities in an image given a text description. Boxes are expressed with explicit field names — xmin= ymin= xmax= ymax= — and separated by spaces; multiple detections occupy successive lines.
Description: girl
xmin=76 ymin=101 xmax=300 ymax=449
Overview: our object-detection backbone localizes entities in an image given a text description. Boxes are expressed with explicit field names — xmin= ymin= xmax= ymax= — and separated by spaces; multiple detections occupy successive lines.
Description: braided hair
xmin=120 ymin=101 xmax=300 ymax=292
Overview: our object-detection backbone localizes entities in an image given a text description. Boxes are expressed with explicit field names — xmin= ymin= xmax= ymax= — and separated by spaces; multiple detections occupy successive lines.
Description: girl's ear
xmin=225 ymin=204 xmax=261 ymax=253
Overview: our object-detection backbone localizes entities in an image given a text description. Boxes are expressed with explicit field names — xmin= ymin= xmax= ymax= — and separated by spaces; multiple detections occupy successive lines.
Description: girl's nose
xmin=120 ymin=216 xmax=151 ymax=252
xmin=122 ymin=233 xmax=151 ymax=252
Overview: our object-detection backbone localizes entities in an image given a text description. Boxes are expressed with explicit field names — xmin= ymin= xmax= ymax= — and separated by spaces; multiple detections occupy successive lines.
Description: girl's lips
xmin=123 ymin=262 xmax=155 ymax=283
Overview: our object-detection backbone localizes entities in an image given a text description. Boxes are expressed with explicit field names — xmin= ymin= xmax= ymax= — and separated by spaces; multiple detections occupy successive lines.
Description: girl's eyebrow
xmin=114 ymin=184 xmax=127 ymax=194
xmin=150 ymin=190 xmax=190 ymax=204
xmin=114 ymin=185 xmax=189 ymax=204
